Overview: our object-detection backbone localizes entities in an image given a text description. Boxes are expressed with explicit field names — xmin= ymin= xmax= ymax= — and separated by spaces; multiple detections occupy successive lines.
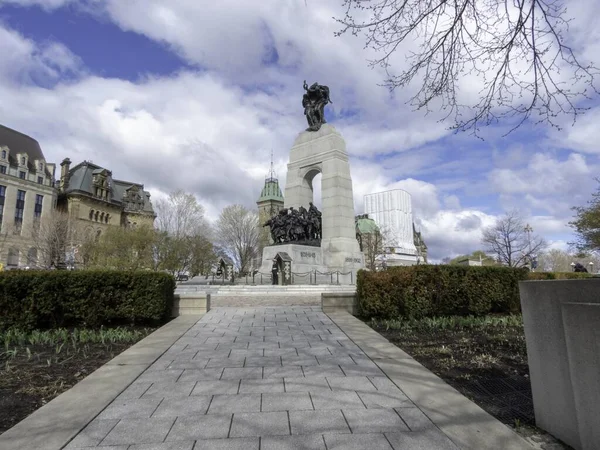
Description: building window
xmin=20 ymin=157 xmax=25 ymax=165
xmin=7 ymin=248 xmax=19 ymax=267
xmin=89 ymin=209 xmax=94 ymax=220
xmin=34 ymin=194 xmax=43 ymax=219
xmin=37 ymin=176 xmax=43 ymax=185
xmin=19 ymin=171 xmax=26 ymax=179
xmin=14 ymin=190 xmax=25 ymax=233
xmin=0 ymin=166 xmax=6 ymax=175
xmin=38 ymin=162 xmax=44 ymax=171
xmin=105 ymin=214 xmax=109 ymax=224
xmin=1 ymin=150 xmax=6 ymax=159
xmin=94 ymin=211 xmax=99 ymax=221
xmin=0 ymin=185 xmax=5 ymax=229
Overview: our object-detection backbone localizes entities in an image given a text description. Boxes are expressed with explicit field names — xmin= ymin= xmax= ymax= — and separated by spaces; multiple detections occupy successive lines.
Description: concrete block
xmin=172 ymin=293 xmax=210 ymax=317
xmin=151 ymin=395 xmax=212 ymax=417
xmin=342 ymin=408 xmax=409 ymax=433
xmin=562 ymin=302 xmax=600 ymax=450
xmin=289 ymin=410 xmax=350 ymax=435
xmin=261 ymin=392 xmax=314 ymax=412
xmin=165 ymin=414 xmax=232 ymax=441
xmin=261 ymin=434 xmax=326 ymax=450
xmin=129 ymin=442 xmax=195 ymax=450
xmin=324 ymin=433 xmax=393 ymax=450
xmin=101 ymin=417 xmax=175 ymax=446
xmin=310 ymin=390 xmax=364 ymax=410
xmin=192 ymin=437 xmax=259 ymax=450
xmin=208 ymin=393 xmax=261 ymax=414
xmin=229 ymin=411 xmax=290 ymax=437
xmin=519 ymin=279 xmax=600 ymax=450
xmin=321 ymin=292 xmax=357 ymax=315
xmin=385 ymin=429 xmax=460 ymax=450
xmin=191 ymin=379 xmax=240 ymax=396
xmin=239 ymin=378 xmax=285 ymax=393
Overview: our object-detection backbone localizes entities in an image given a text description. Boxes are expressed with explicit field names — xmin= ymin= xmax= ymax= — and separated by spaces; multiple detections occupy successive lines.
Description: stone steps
xmin=176 ymin=285 xmax=356 ymax=296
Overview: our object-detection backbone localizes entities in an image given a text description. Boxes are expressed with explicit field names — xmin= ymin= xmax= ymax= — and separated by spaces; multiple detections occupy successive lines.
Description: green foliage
xmin=0 ymin=270 xmax=175 ymax=332
xmin=526 ymin=271 xmax=594 ymax=280
xmin=357 ymin=265 xmax=529 ymax=320
xmin=370 ymin=314 xmax=523 ymax=332
xmin=0 ymin=326 xmax=152 ymax=348
xmin=570 ymin=179 xmax=600 ymax=253
xmin=85 ymin=225 xmax=157 ymax=270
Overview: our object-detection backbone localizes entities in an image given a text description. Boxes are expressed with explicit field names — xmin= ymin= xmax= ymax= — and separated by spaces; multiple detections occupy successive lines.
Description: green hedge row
xmin=526 ymin=271 xmax=594 ymax=280
xmin=357 ymin=265 xmax=529 ymax=319
xmin=0 ymin=270 xmax=175 ymax=331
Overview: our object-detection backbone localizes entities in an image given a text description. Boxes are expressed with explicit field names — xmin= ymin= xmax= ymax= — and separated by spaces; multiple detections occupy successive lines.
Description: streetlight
xmin=589 ymin=261 xmax=594 ymax=273
xmin=571 ymin=262 xmax=576 ymax=272
xmin=524 ymin=224 xmax=534 ymax=271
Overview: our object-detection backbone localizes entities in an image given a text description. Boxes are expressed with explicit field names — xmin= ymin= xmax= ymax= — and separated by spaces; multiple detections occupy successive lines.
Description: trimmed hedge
xmin=526 ymin=271 xmax=594 ymax=280
xmin=0 ymin=270 xmax=175 ymax=331
xmin=357 ymin=265 xmax=529 ymax=320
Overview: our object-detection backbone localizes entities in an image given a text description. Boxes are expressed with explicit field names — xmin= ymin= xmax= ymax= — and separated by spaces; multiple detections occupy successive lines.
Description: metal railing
xmin=194 ymin=270 xmax=355 ymax=285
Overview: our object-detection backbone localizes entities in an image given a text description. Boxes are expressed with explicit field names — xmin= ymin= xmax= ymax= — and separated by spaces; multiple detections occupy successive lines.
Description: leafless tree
xmin=216 ymin=204 xmax=260 ymax=274
xmin=35 ymin=210 xmax=84 ymax=268
xmin=336 ymin=0 xmax=599 ymax=135
xmin=155 ymin=190 xmax=207 ymax=238
xmin=481 ymin=210 xmax=546 ymax=267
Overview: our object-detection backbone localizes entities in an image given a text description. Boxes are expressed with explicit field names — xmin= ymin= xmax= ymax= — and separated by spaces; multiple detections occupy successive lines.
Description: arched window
xmin=94 ymin=211 xmax=99 ymax=221
xmin=7 ymin=248 xmax=19 ymax=267
xmin=89 ymin=209 xmax=94 ymax=220
xmin=20 ymin=156 xmax=25 ymax=165
xmin=100 ymin=212 xmax=105 ymax=222
xmin=105 ymin=214 xmax=109 ymax=224
xmin=38 ymin=162 xmax=44 ymax=171
xmin=1 ymin=150 xmax=6 ymax=159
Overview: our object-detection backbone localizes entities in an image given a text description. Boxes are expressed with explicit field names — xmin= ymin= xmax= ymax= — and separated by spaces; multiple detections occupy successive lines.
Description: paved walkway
xmin=65 ymin=306 xmax=458 ymax=449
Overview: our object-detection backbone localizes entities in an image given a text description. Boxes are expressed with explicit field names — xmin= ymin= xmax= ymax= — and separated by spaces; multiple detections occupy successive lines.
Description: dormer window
xmin=38 ymin=162 xmax=44 ymax=171
xmin=20 ymin=157 xmax=25 ymax=166
xmin=1 ymin=150 xmax=6 ymax=160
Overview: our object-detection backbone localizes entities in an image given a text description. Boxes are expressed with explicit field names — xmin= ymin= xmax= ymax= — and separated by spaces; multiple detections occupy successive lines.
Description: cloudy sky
xmin=0 ymin=0 xmax=599 ymax=261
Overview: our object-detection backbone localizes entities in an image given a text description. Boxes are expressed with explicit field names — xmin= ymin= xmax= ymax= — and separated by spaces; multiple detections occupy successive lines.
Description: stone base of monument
xmin=259 ymin=243 xmax=361 ymax=285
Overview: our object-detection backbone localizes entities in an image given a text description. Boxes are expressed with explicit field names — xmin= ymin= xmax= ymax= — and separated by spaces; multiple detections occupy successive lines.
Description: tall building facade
xmin=0 ymin=125 xmax=58 ymax=268
xmin=364 ymin=189 xmax=427 ymax=266
xmin=57 ymin=159 xmax=156 ymax=238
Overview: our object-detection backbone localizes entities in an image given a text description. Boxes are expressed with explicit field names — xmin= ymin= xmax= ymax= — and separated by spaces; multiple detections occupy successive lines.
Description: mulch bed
xmin=0 ymin=333 xmax=154 ymax=434
xmin=370 ymin=321 xmax=574 ymax=449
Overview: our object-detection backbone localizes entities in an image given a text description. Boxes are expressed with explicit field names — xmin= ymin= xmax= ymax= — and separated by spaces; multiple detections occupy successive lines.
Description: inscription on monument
xmin=345 ymin=257 xmax=363 ymax=263
xmin=301 ymin=251 xmax=316 ymax=258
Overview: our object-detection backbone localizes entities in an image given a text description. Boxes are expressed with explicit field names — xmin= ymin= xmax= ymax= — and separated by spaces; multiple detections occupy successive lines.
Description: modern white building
xmin=364 ymin=189 xmax=425 ymax=266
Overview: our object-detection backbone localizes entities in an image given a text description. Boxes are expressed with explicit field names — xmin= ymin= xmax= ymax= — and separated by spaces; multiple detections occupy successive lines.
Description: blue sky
xmin=0 ymin=0 xmax=599 ymax=260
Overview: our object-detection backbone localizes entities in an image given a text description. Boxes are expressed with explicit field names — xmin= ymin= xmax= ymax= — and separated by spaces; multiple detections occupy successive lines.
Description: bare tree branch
xmin=335 ymin=0 xmax=599 ymax=136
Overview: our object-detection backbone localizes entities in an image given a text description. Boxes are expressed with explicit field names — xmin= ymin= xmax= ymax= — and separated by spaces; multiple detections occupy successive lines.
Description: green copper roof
xmin=257 ymin=177 xmax=284 ymax=203
xmin=356 ymin=217 xmax=380 ymax=235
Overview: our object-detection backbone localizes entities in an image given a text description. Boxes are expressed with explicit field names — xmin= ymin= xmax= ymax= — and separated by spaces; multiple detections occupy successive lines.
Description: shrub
xmin=0 ymin=270 xmax=175 ymax=331
xmin=357 ymin=265 xmax=529 ymax=320
xmin=526 ymin=271 xmax=594 ymax=280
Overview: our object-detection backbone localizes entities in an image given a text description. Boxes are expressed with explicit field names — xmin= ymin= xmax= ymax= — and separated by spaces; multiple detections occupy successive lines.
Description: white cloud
xmin=0 ymin=0 xmax=599 ymax=262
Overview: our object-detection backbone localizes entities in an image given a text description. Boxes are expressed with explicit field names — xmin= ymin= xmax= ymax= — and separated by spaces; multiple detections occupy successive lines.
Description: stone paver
xmin=66 ymin=306 xmax=454 ymax=449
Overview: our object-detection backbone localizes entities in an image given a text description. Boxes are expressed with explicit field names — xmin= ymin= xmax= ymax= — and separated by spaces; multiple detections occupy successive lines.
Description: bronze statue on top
xmin=303 ymin=81 xmax=331 ymax=131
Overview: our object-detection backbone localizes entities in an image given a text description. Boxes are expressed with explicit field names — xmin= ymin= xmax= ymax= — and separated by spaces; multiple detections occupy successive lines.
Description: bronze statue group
xmin=264 ymin=202 xmax=322 ymax=244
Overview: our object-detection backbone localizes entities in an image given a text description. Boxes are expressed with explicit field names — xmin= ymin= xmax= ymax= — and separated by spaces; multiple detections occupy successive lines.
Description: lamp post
xmin=524 ymin=224 xmax=533 ymax=271
xmin=589 ymin=261 xmax=594 ymax=273
xmin=571 ymin=262 xmax=576 ymax=272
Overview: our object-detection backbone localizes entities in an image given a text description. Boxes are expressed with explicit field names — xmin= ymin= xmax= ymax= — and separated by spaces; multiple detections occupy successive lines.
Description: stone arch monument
xmin=259 ymin=81 xmax=364 ymax=283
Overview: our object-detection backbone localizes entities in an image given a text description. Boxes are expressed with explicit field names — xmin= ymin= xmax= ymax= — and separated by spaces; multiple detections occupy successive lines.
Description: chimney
xmin=60 ymin=157 xmax=71 ymax=191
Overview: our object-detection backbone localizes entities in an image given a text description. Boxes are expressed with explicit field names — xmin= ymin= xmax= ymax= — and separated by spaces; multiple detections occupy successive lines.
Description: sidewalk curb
xmin=0 ymin=315 xmax=202 ymax=450
xmin=326 ymin=312 xmax=535 ymax=450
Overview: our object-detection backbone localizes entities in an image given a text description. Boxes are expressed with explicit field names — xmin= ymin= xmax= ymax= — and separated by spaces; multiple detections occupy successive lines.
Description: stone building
xmin=57 ymin=159 xmax=156 ymax=239
xmin=0 ymin=125 xmax=58 ymax=268
xmin=255 ymin=159 xmax=284 ymax=269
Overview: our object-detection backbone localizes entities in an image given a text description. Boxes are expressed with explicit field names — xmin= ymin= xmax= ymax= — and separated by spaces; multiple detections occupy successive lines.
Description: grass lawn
xmin=368 ymin=315 xmax=573 ymax=449
xmin=0 ymin=326 xmax=155 ymax=434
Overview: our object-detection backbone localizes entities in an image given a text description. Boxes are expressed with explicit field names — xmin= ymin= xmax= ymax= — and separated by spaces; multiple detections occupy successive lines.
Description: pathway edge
xmin=0 ymin=315 xmax=202 ymax=450
xmin=326 ymin=311 xmax=535 ymax=450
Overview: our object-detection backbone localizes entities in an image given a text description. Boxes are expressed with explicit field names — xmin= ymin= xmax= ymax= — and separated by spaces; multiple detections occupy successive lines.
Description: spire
xmin=267 ymin=149 xmax=277 ymax=182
